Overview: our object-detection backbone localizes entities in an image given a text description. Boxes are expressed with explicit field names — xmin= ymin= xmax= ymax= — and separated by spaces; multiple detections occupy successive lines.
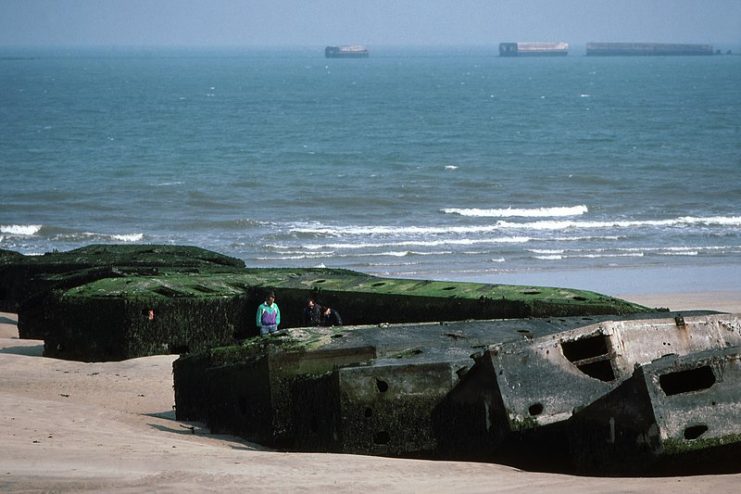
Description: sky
xmin=1 ymin=0 xmax=740 ymax=48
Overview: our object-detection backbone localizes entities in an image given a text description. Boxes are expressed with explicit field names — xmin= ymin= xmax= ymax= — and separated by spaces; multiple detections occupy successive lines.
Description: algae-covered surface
xmin=6 ymin=244 xmax=653 ymax=361
xmin=0 ymin=244 xmax=245 ymax=269
xmin=172 ymin=312 xmax=688 ymax=459
xmin=0 ymin=244 xmax=245 ymax=312
xmin=57 ymin=267 xmax=648 ymax=318
xmin=4 ymin=245 xmax=649 ymax=319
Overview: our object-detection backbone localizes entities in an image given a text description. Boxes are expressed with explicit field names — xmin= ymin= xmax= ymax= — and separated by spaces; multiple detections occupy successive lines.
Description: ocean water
xmin=2 ymin=47 xmax=740 ymax=293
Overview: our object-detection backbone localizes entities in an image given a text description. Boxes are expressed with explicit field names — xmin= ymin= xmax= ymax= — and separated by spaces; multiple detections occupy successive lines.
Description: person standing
xmin=320 ymin=306 xmax=342 ymax=327
xmin=302 ymin=297 xmax=323 ymax=326
xmin=256 ymin=291 xmax=281 ymax=336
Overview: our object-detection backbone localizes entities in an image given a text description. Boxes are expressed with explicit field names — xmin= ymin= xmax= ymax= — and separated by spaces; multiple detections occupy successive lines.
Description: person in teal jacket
xmin=256 ymin=291 xmax=281 ymax=336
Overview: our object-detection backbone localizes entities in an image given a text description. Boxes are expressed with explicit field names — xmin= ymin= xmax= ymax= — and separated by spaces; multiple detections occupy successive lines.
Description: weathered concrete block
xmin=291 ymin=359 xmax=468 ymax=456
xmin=175 ymin=342 xmax=377 ymax=447
xmin=1 ymin=244 xmax=245 ymax=312
xmin=174 ymin=315 xmax=666 ymax=455
xmin=482 ymin=313 xmax=741 ymax=433
xmin=39 ymin=286 xmax=251 ymax=361
xmin=569 ymin=346 xmax=741 ymax=474
xmin=7 ymin=244 xmax=656 ymax=362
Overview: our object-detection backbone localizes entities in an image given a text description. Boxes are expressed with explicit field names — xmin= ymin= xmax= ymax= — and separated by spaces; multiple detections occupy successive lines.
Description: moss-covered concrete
xmin=173 ymin=313 xmax=740 ymax=473
xmin=173 ymin=314 xmax=663 ymax=455
xmin=0 ymin=244 xmax=245 ymax=312
xmin=6 ymin=244 xmax=652 ymax=361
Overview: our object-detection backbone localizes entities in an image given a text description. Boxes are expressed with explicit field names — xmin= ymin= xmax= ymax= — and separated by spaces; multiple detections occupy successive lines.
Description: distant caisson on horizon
xmin=499 ymin=42 xmax=569 ymax=57
xmin=586 ymin=42 xmax=714 ymax=56
xmin=325 ymin=45 xmax=369 ymax=58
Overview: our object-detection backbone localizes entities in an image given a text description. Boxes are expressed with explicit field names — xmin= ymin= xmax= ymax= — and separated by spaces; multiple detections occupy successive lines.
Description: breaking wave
xmin=289 ymin=215 xmax=741 ymax=236
xmin=0 ymin=224 xmax=42 ymax=235
xmin=441 ymin=205 xmax=588 ymax=218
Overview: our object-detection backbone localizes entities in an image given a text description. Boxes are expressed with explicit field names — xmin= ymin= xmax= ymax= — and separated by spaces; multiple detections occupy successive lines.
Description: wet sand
xmin=1 ymin=291 xmax=740 ymax=492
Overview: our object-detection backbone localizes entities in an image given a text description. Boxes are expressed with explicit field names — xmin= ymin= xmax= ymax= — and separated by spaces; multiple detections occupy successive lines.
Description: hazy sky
xmin=1 ymin=0 xmax=740 ymax=47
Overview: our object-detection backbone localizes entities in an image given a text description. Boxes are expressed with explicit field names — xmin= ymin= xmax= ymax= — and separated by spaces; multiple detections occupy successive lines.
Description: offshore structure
xmin=325 ymin=45 xmax=369 ymax=58
xmin=499 ymin=42 xmax=569 ymax=57
xmin=586 ymin=42 xmax=714 ymax=56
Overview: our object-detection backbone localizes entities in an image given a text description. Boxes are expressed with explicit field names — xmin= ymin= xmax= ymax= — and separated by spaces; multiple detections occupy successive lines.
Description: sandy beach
xmin=1 ymin=290 xmax=740 ymax=493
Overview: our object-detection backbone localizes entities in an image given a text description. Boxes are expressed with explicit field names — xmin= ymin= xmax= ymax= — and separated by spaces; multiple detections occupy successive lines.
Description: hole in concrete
xmin=192 ymin=284 xmax=217 ymax=293
xmin=153 ymin=286 xmax=183 ymax=297
xmin=572 ymin=296 xmax=588 ymax=301
xmin=364 ymin=407 xmax=373 ymax=418
xmin=684 ymin=424 xmax=709 ymax=440
xmin=372 ymin=282 xmax=386 ymax=287
xmin=393 ymin=348 xmax=423 ymax=358
xmin=562 ymin=335 xmax=609 ymax=362
xmin=522 ymin=289 xmax=541 ymax=295
xmin=376 ymin=379 xmax=389 ymax=393
xmin=373 ymin=431 xmax=390 ymax=445
xmin=528 ymin=403 xmax=544 ymax=416
xmin=659 ymin=365 xmax=716 ymax=396
xmin=579 ymin=360 xmax=615 ymax=382
xmin=517 ymin=329 xmax=531 ymax=335
xmin=561 ymin=335 xmax=615 ymax=381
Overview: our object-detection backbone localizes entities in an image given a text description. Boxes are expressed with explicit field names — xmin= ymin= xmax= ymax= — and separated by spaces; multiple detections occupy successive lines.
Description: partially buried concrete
xmin=569 ymin=345 xmax=741 ymax=474
xmin=476 ymin=312 xmax=741 ymax=433
xmin=174 ymin=312 xmax=739 ymax=471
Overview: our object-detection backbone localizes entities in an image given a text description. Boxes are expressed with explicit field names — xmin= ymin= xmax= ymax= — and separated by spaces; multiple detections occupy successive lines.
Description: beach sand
xmin=1 ymin=291 xmax=740 ymax=493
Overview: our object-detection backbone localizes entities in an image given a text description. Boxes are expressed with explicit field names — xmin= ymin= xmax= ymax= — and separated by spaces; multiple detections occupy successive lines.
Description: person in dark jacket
xmin=320 ymin=306 xmax=342 ymax=327
xmin=302 ymin=297 xmax=323 ymax=326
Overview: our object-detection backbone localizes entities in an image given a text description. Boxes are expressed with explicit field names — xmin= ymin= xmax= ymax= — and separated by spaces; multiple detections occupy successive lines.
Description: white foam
xmin=573 ymin=252 xmax=645 ymax=258
xmin=496 ymin=215 xmax=741 ymax=231
xmin=293 ymin=213 xmax=741 ymax=239
xmin=299 ymin=237 xmax=531 ymax=250
xmin=0 ymin=224 xmax=42 ymax=235
xmin=259 ymin=250 xmax=454 ymax=261
xmin=442 ymin=205 xmax=588 ymax=218
xmin=291 ymin=224 xmax=510 ymax=235
xmin=110 ymin=233 xmax=144 ymax=242
xmin=552 ymin=235 xmax=622 ymax=241
xmin=292 ymin=215 xmax=741 ymax=237
xmin=444 ymin=165 xmax=459 ymax=170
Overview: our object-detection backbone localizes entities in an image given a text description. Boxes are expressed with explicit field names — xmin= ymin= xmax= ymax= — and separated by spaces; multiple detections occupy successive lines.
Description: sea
xmin=2 ymin=47 xmax=740 ymax=295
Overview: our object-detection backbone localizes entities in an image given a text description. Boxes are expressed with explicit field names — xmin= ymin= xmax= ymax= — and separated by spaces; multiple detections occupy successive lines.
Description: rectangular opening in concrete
xmin=576 ymin=360 xmax=616 ymax=382
xmin=561 ymin=334 xmax=615 ymax=382
xmin=153 ymin=286 xmax=184 ymax=297
xmin=659 ymin=365 xmax=716 ymax=396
